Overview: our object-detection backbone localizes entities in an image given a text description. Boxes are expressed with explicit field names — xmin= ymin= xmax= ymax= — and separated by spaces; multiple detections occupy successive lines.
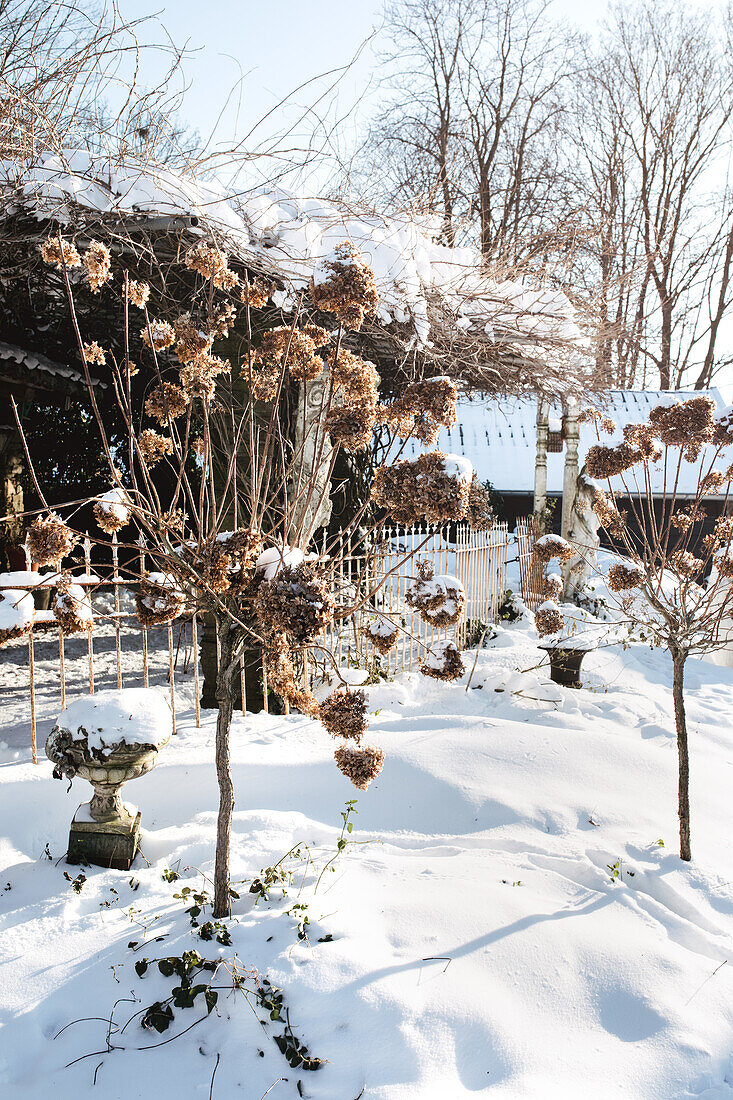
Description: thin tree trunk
xmin=671 ymin=648 xmax=691 ymax=862
xmin=213 ymin=622 xmax=235 ymax=917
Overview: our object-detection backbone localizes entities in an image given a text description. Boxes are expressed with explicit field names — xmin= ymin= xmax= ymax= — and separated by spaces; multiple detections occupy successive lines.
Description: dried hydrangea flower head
xmin=715 ymin=547 xmax=733 ymax=579
xmin=41 ymin=237 xmax=81 ymax=269
xmin=465 ymin=476 xmax=495 ymax=531
xmin=405 ymin=559 xmax=465 ymax=627
xmin=381 ymin=375 xmax=458 ymax=446
xmin=179 ymin=361 xmax=218 ymax=400
xmin=141 ymin=319 xmax=175 ymax=352
xmin=334 ymin=744 xmax=384 ymax=790
xmin=649 ymin=397 xmax=716 ymax=455
xmin=144 ymin=382 xmax=190 ymax=424
xmin=82 ymin=240 xmax=112 ymax=293
xmin=93 ymin=488 xmax=131 ymax=534
xmin=312 ymin=242 xmax=379 ymax=329
xmin=254 ymin=325 xmax=328 ymax=388
xmin=172 ymin=313 xmax=214 ymax=365
xmin=319 ymin=689 xmax=368 ymax=742
xmin=420 ymin=639 xmax=465 ymax=681
xmin=544 ymin=573 xmax=563 ymax=600
xmin=670 ymin=550 xmax=703 ymax=578
xmin=585 ymin=442 xmax=642 ymax=479
xmin=533 ymin=533 xmax=574 ymax=565
xmin=592 ymin=489 xmax=626 ymax=537
xmin=242 ymin=275 xmax=272 ymax=309
xmin=607 ymin=563 xmax=644 ymax=592
xmin=328 ymin=348 xmax=379 ymax=402
xmin=264 ymin=632 xmax=320 ymax=715
xmin=209 ymin=301 xmax=237 ymax=339
xmin=185 ymin=242 xmax=238 ymax=290
xmin=700 ymin=470 xmax=727 ymax=495
xmin=138 ymin=429 xmax=174 ymax=467
xmin=53 ymin=576 xmax=93 ymax=634
xmin=372 ymin=452 xmax=473 ymax=525
xmin=127 ymin=280 xmax=150 ymax=309
xmin=83 ymin=342 xmax=105 ymax=365
xmin=365 ymin=615 xmax=398 ymax=656
xmin=255 ymin=563 xmax=334 ymax=644
xmin=578 ymin=408 xmax=616 ymax=436
xmin=26 ymin=512 xmax=76 ymax=565
xmin=325 ymin=399 xmax=377 ymax=452
xmin=135 ymin=572 xmax=184 ymax=626
xmin=535 ymin=600 xmax=563 ymax=637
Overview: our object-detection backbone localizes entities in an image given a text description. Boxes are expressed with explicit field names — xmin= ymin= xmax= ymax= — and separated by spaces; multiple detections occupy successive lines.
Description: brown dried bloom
xmin=405 ymin=559 xmax=465 ymax=627
xmin=623 ymin=423 xmax=662 ymax=461
xmin=328 ymin=347 xmax=380 ymax=402
xmin=608 ymin=563 xmax=644 ymax=592
xmin=26 ymin=512 xmax=77 ymax=565
xmin=535 ymin=601 xmax=563 ymax=637
xmin=172 ymin=313 xmax=214 ymax=365
xmin=41 ymin=238 xmax=81 ymax=269
xmin=534 ymin=534 xmax=574 ymax=565
xmin=127 ymin=280 xmax=150 ymax=309
xmin=586 ymin=442 xmax=642 ymax=479
xmin=53 ymin=576 xmax=92 ymax=634
xmin=126 ymin=360 xmax=138 ymax=376
xmin=242 ymin=275 xmax=272 ymax=309
xmin=209 ymin=302 xmax=237 ymax=339
xmin=312 ymin=242 xmax=378 ymax=329
xmin=544 ymin=573 xmax=563 ymax=600
xmin=82 ymin=240 xmax=111 ymax=293
xmin=255 ymin=563 xmax=334 ymax=644
xmin=83 ymin=342 xmax=105 ymax=366
xmin=325 ymin=398 xmax=377 ymax=451
xmin=600 ymin=417 xmax=616 ymax=435
xmin=191 ymin=436 xmax=205 ymax=457
xmin=381 ymin=376 xmax=458 ymax=446
xmin=700 ymin=470 xmax=727 ymax=495
xmin=264 ymin=632 xmax=320 ymax=715
xmin=669 ymin=550 xmax=703 ymax=578
xmin=649 ymin=397 xmax=716 ymax=453
xmin=715 ymin=550 xmax=733 ymax=579
xmin=592 ymin=490 xmax=627 ymax=537
xmin=319 ymin=689 xmax=368 ymax=742
xmin=141 ymin=319 xmax=175 ymax=352
xmin=185 ymin=242 xmax=238 ymax=290
xmin=420 ymin=639 xmax=465 ymax=681
xmin=135 ymin=572 xmax=184 ymax=626
xmin=372 ymin=452 xmax=472 ymax=525
xmin=671 ymin=511 xmax=694 ymax=533
xmin=179 ymin=361 xmax=217 ymax=400
xmin=93 ymin=488 xmax=131 ymax=534
xmin=145 ymin=382 xmax=190 ymax=423
xmin=365 ymin=615 xmax=398 ymax=656
xmin=138 ymin=429 xmax=174 ymax=466
xmin=465 ymin=476 xmax=494 ymax=531
xmin=254 ymin=325 xmax=328 ymax=385
xmin=334 ymin=744 xmax=384 ymax=790
xmin=162 ymin=509 xmax=185 ymax=533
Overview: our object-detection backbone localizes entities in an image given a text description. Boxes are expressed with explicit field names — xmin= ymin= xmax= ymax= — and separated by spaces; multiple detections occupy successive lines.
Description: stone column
xmin=561 ymin=402 xmax=580 ymax=542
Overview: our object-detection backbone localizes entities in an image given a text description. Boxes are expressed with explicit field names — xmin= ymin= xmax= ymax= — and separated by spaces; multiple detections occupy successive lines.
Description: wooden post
xmin=534 ymin=398 xmax=550 ymax=531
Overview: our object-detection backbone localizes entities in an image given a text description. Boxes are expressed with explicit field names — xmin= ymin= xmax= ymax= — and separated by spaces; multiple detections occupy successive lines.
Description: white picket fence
xmin=1 ymin=522 xmax=508 ymax=760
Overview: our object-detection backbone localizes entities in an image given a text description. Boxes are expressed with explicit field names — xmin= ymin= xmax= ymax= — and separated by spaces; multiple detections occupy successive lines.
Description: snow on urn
xmin=45 ymin=688 xmax=172 ymax=870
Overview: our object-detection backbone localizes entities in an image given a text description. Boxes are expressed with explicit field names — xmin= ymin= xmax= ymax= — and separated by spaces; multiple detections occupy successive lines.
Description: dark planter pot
xmin=540 ymin=646 xmax=589 ymax=689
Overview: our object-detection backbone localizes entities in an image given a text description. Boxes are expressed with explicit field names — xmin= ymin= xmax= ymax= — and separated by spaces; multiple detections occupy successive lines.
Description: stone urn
xmin=46 ymin=688 xmax=172 ymax=870
xmin=539 ymin=645 xmax=588 ymax=689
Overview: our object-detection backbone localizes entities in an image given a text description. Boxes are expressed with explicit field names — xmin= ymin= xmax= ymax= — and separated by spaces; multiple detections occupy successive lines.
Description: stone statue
xmin=287 ymin=376 xmax=333 ymax=543
xmin=564 ymin=466 xmax=601 ymax=598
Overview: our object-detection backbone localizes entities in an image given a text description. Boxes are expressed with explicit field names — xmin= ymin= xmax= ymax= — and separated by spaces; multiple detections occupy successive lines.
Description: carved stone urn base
xmin=68 ymin=800 xmax=142 ymax=870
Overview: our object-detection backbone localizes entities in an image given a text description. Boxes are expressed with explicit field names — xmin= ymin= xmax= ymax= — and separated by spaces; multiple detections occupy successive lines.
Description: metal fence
xmin=1 ymin=523 xmax=509 ymax=761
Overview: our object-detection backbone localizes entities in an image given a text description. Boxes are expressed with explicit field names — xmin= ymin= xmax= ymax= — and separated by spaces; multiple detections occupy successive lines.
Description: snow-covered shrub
xmin=311 ymin=241 xmax=378 ymax=329
xmin=135 ymin=572 xmax=184 ymax=626
xmin=405 ymin=560 xmax=465 ymax=627
xmin=420 ymin=639 xmax=465 ymax=681
xmin=25 ymin=512 xmax=76 ymax=565
xmin=46 ymin=688 xmax=172 ymax=781
xmin=0 ymin=587 xmax=34 ymax=646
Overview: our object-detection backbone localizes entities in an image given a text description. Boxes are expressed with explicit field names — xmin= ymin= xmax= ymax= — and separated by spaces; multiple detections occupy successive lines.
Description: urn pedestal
xmin=540 ymin=646 xmax=588 ymax=689
xmin=65 ymin=747 xmax=159 ymax=870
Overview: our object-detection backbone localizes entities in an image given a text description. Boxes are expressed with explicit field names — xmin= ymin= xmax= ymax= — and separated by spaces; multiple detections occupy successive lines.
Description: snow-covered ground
xmin=1 ymin=616 xmax=733 ymax=1099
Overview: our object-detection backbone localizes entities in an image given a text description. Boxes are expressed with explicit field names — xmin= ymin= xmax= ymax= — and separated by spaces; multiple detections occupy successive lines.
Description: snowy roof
xmin=399 ymin=389 xmax=728 ymax=496
xmin=0 ymin=340 xmax=104 ymax=390
xmin=0 ymin=150 xmax=582 ymax=361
